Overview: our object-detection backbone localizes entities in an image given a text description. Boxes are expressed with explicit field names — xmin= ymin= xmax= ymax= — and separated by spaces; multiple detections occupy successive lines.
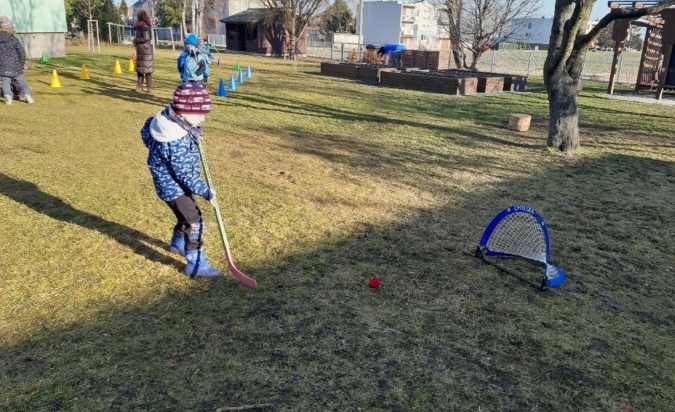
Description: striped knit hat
xmin=171 ymin=82 xmax=212 ymax=116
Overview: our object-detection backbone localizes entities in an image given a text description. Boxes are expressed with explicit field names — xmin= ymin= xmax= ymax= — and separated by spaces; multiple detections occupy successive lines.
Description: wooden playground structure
xmin=607 ymin=1 xmax=675 ymax=99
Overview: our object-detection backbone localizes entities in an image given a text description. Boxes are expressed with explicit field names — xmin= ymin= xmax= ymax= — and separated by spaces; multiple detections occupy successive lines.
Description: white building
xmin=505 ymin=17 xmax=599 ymax=50
xmin=131 ymin=0 xmax=150 ymax=20
xmin=212 ymin=0 xmax=264 ymax=34
xmin=358 ymin=0 xmax=443 ymax=50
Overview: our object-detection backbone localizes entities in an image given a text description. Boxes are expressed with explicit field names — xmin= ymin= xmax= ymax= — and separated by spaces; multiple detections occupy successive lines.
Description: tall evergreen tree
xmin=97 ymin=0 xmax=122 ymax=40
xmin=319 ymin=0 xmax=355 ymax=34
xmin=119 ymin=0 xmax=129 ymax=22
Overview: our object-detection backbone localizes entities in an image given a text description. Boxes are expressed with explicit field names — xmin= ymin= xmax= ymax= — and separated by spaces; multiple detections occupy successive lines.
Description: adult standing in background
xmin=133 ymin=10 xmax=154 ymax=93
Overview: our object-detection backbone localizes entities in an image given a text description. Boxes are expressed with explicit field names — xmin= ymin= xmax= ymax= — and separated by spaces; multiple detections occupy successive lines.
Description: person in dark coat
xmin=133 ymin=10 xmax=154 ymax=93
xmin=0 ymin=15 xmax=33 ymax=104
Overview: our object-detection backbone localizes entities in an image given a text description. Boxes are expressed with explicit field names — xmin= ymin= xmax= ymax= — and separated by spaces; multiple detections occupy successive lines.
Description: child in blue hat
xmin=177 ymin=33 xmax=209 ymax=83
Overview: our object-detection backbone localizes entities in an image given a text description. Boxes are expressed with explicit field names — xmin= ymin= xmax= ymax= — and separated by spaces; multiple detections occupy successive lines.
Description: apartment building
xmin=358 ymin=0 xmax=443 ymax=49
xmin=506 ymin=17 xmax=599 ymax=50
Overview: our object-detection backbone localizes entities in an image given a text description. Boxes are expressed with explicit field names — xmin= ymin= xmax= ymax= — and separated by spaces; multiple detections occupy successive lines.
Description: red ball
xmin=368 ymin=276 xmax=381 ymax=288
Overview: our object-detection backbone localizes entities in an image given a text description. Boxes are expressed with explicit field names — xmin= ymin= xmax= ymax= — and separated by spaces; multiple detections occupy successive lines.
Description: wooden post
xmin=635 ymin=26 xmax=653 ymax=91
xmin=655 ymin=44 xmax=672 ymax=99
xmin=656 ymin=9 xmax=675 ymax=100
xmin=170 ymin=28 xmax=175 ymax=51
xmin=607 ymin=19 xmax=630 ymax=95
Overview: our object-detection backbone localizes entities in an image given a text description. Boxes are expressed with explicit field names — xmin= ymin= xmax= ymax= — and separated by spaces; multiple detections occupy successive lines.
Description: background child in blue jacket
xmin=140 ymin=82 xmax=220 ymax=278
xmin=177 ymin=34 xmax=209 ymax=83
xmin=198 ymin=37 xmax=215 ymax=85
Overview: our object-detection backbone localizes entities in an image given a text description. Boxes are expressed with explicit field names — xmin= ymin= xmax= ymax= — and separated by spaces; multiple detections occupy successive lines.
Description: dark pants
xmin=136 ymin=73 xmax=153 ymax=90
xmin=166 ymin=194 xmax=203 ymax=251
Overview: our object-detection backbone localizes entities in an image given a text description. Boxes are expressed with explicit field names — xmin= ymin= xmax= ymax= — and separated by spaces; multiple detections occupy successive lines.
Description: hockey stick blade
xmin=222 ymin=239 xmax=258 ymax=289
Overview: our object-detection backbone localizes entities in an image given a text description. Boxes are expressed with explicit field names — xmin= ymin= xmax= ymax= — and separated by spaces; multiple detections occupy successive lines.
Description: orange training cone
xmin=80 ymin=64 xmax=90 ymax=80
xmin=50 ymin=69 xmax=62 ymax=87
xmin=131 ymin=53 xmax=136 ymax=62
xmin=113 ymin=59 xmax=123 ymax=74
xmin=128 ymin=59 xmax=135 ymax=72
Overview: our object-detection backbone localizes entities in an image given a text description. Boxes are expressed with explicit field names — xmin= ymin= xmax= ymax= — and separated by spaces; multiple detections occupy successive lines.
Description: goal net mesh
xmin=484 ymin=212 xmax=547 ymax=263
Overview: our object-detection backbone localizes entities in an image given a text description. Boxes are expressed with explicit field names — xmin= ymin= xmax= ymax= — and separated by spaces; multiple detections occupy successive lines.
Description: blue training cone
xmin=228 ymin=74 xmax=237 ymax=90
xmin=217 ymin=78 xmax=227 ymax=97
xmin=246 ymin=65 xmax=252 ymax=78
xmin=237 ymin=69 xmax=245 ymax=84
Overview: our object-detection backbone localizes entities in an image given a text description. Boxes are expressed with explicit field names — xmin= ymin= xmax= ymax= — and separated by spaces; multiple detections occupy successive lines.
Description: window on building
xmin=528 ymin=23 xmax=532 ymax=29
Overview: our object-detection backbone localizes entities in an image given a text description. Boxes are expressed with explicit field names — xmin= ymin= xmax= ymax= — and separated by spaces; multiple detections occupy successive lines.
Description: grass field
xmin=1 ymin=45 xmax=675 ymax=412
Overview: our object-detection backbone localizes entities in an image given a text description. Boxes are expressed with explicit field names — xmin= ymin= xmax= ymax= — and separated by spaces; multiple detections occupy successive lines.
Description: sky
xmin=541 ymin=2 xmax=612 ymax=21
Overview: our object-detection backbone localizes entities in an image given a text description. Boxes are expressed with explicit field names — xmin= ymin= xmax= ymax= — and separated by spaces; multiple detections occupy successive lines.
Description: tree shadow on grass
xmin=0 ymin=173 xmax=183 ymax=270
xmin=49 ymin=70 xmax=171 ymax=106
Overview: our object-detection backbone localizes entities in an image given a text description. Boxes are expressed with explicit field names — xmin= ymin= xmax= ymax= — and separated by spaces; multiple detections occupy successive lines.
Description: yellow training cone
xmin=50 ymin=69 xmax=62 ymax=88
xmin=80 ymin=64 xmax=90 ymax=80
xmin=113 ymin=59 xmax=123 ymax=74
xmin=128 ymin=59 xmax=135 ymax=72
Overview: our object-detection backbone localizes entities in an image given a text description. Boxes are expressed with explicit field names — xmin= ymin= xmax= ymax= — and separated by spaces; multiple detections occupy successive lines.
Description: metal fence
xmin=307 ymin=39 xmax=366 ymax=63
xmin=306 ymin=42 xmax=643 ymax=84
xmin=207 ymin=34 xmax=227 ymax=48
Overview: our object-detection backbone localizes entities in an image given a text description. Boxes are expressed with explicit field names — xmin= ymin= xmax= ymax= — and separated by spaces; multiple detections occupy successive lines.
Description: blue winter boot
xmin=185 ymin=249 xmax=222 ymax=278
xmin=169 ymin=231 xmax=185 ymax=256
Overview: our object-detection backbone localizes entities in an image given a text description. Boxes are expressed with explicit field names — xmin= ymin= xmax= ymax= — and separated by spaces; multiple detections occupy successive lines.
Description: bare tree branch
xmin=259 ymin=0 xmax=329 ymax=58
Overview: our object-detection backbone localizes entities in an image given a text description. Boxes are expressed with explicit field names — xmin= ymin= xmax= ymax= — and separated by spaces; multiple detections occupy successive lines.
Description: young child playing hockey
xmin=140 ymin=82 xmax=221 ymax=278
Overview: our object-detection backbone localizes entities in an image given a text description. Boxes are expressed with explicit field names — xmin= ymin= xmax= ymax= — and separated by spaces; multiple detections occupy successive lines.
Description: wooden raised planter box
xmin=401 ymin=50 xmax=415 ymax=68
xmin=320 ymin=62 xmax=359 ymax=79
xmin=425 ymin=50 xmax=451 ymax=70
xmin=413 ymin=51 xmax=427 ymax=69
xmin=380 ymin=71 xmax=477 ymax=95
xmin=477 ymin=76 xmax=505 ymax=93
xmin=357 ymin=65 xmax=399 ymax=83
xmin=503 ymin=75 xmax=528 ymax=92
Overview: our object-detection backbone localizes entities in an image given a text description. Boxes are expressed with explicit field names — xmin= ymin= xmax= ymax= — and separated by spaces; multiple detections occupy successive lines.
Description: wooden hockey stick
xmin=197 ymin=140 xmax=258 ymax=289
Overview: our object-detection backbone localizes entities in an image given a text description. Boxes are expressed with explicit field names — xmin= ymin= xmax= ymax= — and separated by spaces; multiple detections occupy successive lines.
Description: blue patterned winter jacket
xmin=141 ymin=110 xmax=210 ymax=202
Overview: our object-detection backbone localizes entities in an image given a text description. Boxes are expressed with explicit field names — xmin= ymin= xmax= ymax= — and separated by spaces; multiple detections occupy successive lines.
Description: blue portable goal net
xmin=473 ymin=205 xmax=566 ymax=290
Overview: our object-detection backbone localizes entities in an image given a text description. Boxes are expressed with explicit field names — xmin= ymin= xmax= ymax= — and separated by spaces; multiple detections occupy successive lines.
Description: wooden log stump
xmin=508 ymin=114 xmax=531 ymax=132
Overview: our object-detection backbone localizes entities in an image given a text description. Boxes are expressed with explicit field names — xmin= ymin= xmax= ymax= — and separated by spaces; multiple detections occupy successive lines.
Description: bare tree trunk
xmin=469 ymin=50 xmax=479 ymax=70
xmin=191 ymin=0 xmax=196 ymax=34
xmin=543 ymin=0 xmax=675 ymax=153
xmin=545 ymin=57 xmax=584 ymax=151
xmin=194 ymin=0 xmax=203 ymax=37
xmin=182 ymin=0 xmax=188 ymax=37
